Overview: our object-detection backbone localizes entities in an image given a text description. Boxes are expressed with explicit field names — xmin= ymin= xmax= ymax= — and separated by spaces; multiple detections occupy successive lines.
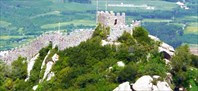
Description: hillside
xmin=0 ymin=0 xmax=197 ymax=90
xmin=0 ymin=0 xmax=197 ymax=50
xmin=0 ymin=25 xmax=197 ymax=91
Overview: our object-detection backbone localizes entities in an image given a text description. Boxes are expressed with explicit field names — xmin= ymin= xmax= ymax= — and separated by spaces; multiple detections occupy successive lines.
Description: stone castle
xmin=0 ymin=11 xmax=145 ymax=64
xmin=97 ymin=11 xmax=141 ymax=41
xmin=0 ymin=11 xmax=142 ymax=64
xmin=97 ymin=11 xmax=141 ymax=28
xmin=97 ymin=11 xmax=126 ymax=27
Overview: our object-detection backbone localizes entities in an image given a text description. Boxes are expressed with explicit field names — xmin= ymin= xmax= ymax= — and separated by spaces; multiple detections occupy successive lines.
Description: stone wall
xmin=0 ymin=29 xmax=93 ymax=64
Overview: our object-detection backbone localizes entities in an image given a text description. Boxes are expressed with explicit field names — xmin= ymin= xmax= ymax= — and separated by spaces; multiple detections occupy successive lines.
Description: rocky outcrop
xmin=25 ymin=53 xmax=40 ymax=81
xmin=132 ymin=75 xmax=153 ymax=91
xmin=101 ymin=40 xmax=121 ymax=46
xmin=148 ymin=34 xmax=175 ymax=60
xmin=117 ymin=61 xmax=125 ymax=67
xmin=41 ymin=53 xmax=59 ymax=82
xmin=41 ymin=61 xmax=54 ymax=82
xmin=33 ymin=53 xmax=59 ymax=91
xmin=148 ymin=35 xmax=174 ymax=56
xmin=32 ymin=85 xmax=38 ymax=91
xmin=158 ymin=42 xmax=174 ymax=58
xmin=113 ymin=82 xmax=132 ymax=91
xmin=41 ymin=51 xmax=51 ymax=69
xmin=157 ymin=81 xmax=172 ymax=91
xmin=113 ymin=75 xmax=173 ymax=91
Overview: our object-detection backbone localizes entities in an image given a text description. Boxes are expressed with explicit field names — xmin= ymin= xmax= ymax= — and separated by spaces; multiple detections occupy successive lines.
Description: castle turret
xmin=97 ymin=11 xmax=125 ymax=27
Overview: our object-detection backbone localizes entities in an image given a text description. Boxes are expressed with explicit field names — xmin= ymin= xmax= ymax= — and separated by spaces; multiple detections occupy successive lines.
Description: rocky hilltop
xmin=0 ymin=11 xmax=197 ymax=91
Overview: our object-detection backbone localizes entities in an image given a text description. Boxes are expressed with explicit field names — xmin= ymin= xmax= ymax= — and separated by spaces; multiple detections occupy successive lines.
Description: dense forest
xmin=0 ymin=25 xmax=197 ymax=91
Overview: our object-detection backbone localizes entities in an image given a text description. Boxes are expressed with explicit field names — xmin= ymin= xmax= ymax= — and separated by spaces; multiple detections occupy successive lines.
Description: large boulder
xmin=152 ymin=85 xmax=158 ymax=91
xmin=117 ymin=61 xmax=125 ymax=67
xmin=158 ymin=42 xmax=175 ymax=59
xmin=113 ymin=82 xmax=132 ymax=91
xmin=113 ymin=75 xmax=173 ymax=91
xmin=132 ymin=75 xmax=153 ymax=91
xmin=157 ymin=81 xmax=172 ymax=91
xmin=52 ymin=53 xmax=59 ymax=62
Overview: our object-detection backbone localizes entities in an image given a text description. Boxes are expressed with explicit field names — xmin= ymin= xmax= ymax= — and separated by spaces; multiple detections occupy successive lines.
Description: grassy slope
xmin=185 ymin=22 xmax=198 ymax=35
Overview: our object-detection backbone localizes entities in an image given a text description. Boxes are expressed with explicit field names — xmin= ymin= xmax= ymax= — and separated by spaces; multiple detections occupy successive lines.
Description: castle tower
xmin=97 ymin=11 xmax=125 ymax=27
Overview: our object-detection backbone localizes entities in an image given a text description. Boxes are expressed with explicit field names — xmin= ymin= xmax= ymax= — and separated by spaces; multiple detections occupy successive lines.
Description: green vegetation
xmin=117 ymin=63 xmax=138 ymax=83
xmin=11 ymin=57 xmax=27 ymax=80
xmin=0 ymin=25 xmax=197 ymax=90
xmin=170 ymin=45 xmax=198 ymax=90
xmin=0 ymin=0 xmax=197 ymax=50
xmin=133 ymin=27 xmax=152 ymax=44
xmin=92 ymin=23 xmax=110 ymax=39
xmin=118 ymin=31 xmax=135 ymax=46
xmin=0 ymin=57 xmax=29 ymax=91
xmin=41 ymin=20 xmax=95 ymax=29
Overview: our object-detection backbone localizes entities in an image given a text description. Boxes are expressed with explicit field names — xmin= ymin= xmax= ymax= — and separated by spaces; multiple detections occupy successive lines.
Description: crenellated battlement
xmin=97 ymin=11 xmax=142 ymax=42
xmin=97 ymin=11 xmax=125 ymax=27
xmin=97 ymin=11 xmax=125 ymax=16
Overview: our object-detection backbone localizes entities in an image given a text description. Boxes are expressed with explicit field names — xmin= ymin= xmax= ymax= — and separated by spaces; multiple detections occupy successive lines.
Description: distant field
xmin=30 ymin=11 xmax=61 ymax=19
xmin=176 ymin=16 xmax=198 ymax=23
xmin=0 ymin=21 xmax=11 ymax=28
xmin=0 ymin=35 xmax=35 ymax=51
xmin=189 ymin=44 xmax=198 ymax=56
xmin=92 ymin=0 xmax=177 ymax=11
xmin=0 ymin=20 xmax=18 ymax=33
xmin=41 ymin=20 xmax=96 ymax=29
xmin=184 ymin=22 xmax=198 ymax=35
xmin=0 ymin=36 xmax=24 ymax=40
xmin=142 ymin=19 xmax=172 ymax=23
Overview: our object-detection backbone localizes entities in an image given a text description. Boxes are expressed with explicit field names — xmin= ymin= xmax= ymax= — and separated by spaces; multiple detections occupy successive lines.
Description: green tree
xmin=11 ymin=57 xmax=27 ymax=80
xmin=3 ymin=78 xmax=14 ymax=90
xmin=118 ymin=31 xmax=135 ymax=46
xmin=92 ymin=24 xmax=110 ymax=39
xmin=133 ymin=27 xmax=151 ymax=44
xmin=171 ymin=45 xmax=192 ymax=72
xmin=171 ymin=45 xmax=192 ymax=87
xmin=13 ymin=79 xmax=30 ymax=91
xmin=117 ymin=63 xmax=138 ymax=83
xmin=138 ymin=56 xmax=167 ymax=78
xmin=191 ymin=54 xmax=198 ymax=68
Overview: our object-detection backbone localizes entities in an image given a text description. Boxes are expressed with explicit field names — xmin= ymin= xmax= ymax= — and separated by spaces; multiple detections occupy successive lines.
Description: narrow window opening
xmin=114 ymin=19 xmax=117 ymax=25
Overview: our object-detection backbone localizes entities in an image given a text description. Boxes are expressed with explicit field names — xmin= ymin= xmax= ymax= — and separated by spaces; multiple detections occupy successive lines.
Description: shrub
xmin=117 ymin=63 xmax=138 ymax=83
xmin=133 ymin=27 xmax=151 ymax=44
